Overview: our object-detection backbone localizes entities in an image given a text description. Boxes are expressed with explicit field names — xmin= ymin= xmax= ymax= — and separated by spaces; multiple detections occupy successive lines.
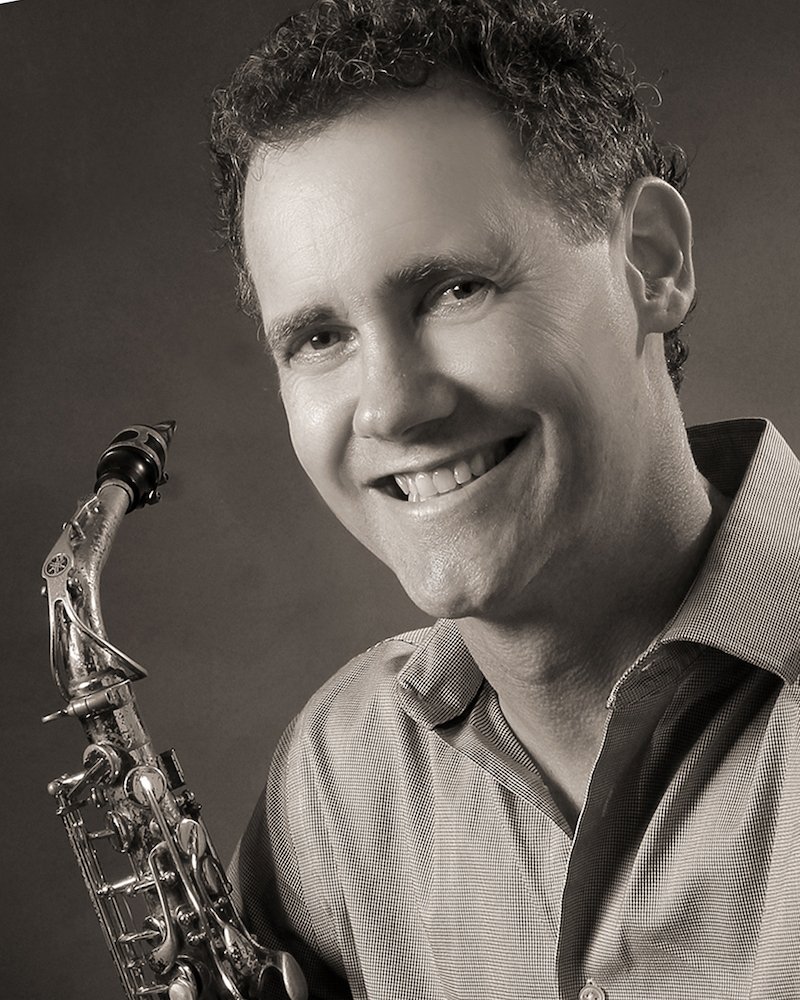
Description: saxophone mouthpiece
xmin=95 ymin=422 xmax=177 ymax=511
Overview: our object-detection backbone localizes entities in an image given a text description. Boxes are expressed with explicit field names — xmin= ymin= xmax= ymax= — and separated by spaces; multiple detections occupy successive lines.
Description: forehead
xmin=242 ymin=86 xmax=563 ymax=320
xmin=245 ymin=79 xmax=525 ymax=192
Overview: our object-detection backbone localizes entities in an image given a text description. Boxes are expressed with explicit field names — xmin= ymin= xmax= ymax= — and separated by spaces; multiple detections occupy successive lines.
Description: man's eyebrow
xmin=381 ymin=247 xmax=508 ymax=292
xmin=263 ymin=305 xmax=339 ymax=355
xmin=263 ymin=245 xmax=511 ymax=352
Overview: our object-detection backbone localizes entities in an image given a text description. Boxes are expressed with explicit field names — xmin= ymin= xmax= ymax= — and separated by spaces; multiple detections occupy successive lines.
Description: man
xmin=210 ymin=1 xmax=800 ymax=997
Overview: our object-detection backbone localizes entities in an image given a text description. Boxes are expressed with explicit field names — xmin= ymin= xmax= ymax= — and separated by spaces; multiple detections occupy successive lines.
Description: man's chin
xmin=396 ymin=566 xmax=511 ymax=622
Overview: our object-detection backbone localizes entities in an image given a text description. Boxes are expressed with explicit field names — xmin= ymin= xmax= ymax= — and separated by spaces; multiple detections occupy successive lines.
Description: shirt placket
xmin=555 ymin=650 xmax=693 ymax=1000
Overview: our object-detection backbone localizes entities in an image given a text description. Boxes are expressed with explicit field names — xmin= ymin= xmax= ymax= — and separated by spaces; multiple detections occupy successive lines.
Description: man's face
xmin=243 ymin=86 xmax=654 ymax=621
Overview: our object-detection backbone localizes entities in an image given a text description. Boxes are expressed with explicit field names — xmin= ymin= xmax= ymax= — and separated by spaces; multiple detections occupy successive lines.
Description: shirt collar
xmin=398 ymin=419 xmax=800 ymax=727
xmin=397 ymin=619 xmax=483 ymax=729
xmin=660 ymin=419 xmax=800 ymax=684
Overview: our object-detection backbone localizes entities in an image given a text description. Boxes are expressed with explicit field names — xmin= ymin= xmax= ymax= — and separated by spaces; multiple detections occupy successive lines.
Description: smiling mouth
xmin=380 ymin=436 xmax=523 ymax=502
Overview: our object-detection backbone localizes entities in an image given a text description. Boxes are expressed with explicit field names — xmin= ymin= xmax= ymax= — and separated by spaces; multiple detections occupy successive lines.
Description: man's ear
xmin=623 ymin=177 xmax=695 ymax=333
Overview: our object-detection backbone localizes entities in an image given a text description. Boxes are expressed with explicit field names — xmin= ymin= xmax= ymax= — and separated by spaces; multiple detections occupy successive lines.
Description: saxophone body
xmin=42 ymin=423 xmax=307 ymax=1000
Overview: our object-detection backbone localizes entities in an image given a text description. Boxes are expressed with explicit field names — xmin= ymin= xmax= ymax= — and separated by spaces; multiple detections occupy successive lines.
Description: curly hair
xmin=210 ymin=0 xmax=691 ymax=391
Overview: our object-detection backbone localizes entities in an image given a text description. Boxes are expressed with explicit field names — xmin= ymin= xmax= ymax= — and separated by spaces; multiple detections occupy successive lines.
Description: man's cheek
xmin=286 ymin=392 xmax=333 ymax=456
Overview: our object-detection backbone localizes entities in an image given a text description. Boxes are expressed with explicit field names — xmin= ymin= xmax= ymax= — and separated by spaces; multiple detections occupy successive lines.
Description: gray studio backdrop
xmin=3 ymin=0 xmax=798 ymax=996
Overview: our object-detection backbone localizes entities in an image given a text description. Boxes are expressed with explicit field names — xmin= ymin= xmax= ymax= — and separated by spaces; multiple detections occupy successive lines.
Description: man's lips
xmin=375 ymin=436 xmax=524 ymax=502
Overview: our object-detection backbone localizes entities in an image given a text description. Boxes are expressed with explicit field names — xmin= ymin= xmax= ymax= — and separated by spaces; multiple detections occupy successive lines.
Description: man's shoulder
xmin=288 ymin=626 xmax=435 ymax=757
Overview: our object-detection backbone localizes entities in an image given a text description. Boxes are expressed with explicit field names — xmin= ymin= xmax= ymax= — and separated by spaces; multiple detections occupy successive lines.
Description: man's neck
xmin=456 ymin=468 xmax=730 ymax=826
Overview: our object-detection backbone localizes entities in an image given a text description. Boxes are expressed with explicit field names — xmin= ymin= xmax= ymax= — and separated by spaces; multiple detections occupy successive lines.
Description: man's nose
xmin=352 ymin=333 xmax=457 ymax=440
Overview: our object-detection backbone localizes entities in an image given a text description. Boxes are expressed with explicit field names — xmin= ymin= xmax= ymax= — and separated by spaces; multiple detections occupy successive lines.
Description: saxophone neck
xmin=42 ymin=422 xmax=176 ymax=703
xmin=49 ymin=483 xmax=130 ymax=611
xmin=43 ymin=484 xmax=138 ymax=702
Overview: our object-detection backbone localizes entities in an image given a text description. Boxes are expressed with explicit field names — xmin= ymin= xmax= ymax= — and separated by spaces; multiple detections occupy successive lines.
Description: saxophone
xmin=42 ymin=422 xmax=307 ymax=1000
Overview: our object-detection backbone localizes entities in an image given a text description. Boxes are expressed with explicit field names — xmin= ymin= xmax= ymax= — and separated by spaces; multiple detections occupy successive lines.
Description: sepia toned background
xmin=3 ymin=0 xmax=798 ymax=995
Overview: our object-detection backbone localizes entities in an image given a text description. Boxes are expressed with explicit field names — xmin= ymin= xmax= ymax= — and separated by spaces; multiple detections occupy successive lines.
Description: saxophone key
xmin=175 ymin=817 xmax=207 ymax=859
xmin=87 ymin=810 xmax=136 ymax=853
xmin=97 ymin=869 xmax=175 ymax=898
xmin=47 ymin=771 xmax=85 ymax=798
xmin=83 ymin=742 xmax=124 ymax=781
xmin=97 ymin=874 xmax=149 ymax=897
xmin=42 ymin=707 xmax=68 ymax=724
xmin=47 ymin=751 xmax=117 ymax=808
xmin=117 ymin=927 xmax=162 ymax=946
xmin=126 ymin=765 xmax=168 ymax=805
xmin=166 ymin=961 xmax=204 ymax=1000
xmin=203 ymin=859 xmax=228 ymax=902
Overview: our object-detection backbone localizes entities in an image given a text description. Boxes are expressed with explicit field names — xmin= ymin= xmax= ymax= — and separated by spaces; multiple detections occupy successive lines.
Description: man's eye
xmin=283 ymin=327 xmax=357 ymax=369
xmin=441 ymin=280 xmax=487 ymax=302
xmin=292 ymin=329 xmax=344 ymax=359
xmin=426 ymin=278 xmax=493 ymax=314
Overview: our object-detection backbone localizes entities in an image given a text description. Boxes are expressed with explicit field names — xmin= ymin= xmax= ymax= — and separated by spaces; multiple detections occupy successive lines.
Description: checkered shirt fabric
xmin=232 ymin=419 xmax=800 ymax=1000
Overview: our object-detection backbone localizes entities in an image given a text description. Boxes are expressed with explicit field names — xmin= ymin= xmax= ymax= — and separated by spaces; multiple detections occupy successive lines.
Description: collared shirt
xmin=232 ymin=419 xmax=800 ymax=1000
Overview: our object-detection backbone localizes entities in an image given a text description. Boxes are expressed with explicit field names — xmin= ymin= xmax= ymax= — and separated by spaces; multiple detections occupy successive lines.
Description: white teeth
xmin=469 ymin=451 xmax=487 ymax=477
xmin=393 ymin=445 xmax=502 ymax=502
xmin=415 ymin=473 xmax=438 ymax=500
xmin=453 ymin=460 xmax=472 ymax=485
xmin=432 ymin=468 xmax=457 ymax=493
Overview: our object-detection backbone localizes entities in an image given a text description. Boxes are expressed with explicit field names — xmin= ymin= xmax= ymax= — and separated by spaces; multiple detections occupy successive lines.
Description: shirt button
xmin=579 ymin=980 xmax=607 ymax=1000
